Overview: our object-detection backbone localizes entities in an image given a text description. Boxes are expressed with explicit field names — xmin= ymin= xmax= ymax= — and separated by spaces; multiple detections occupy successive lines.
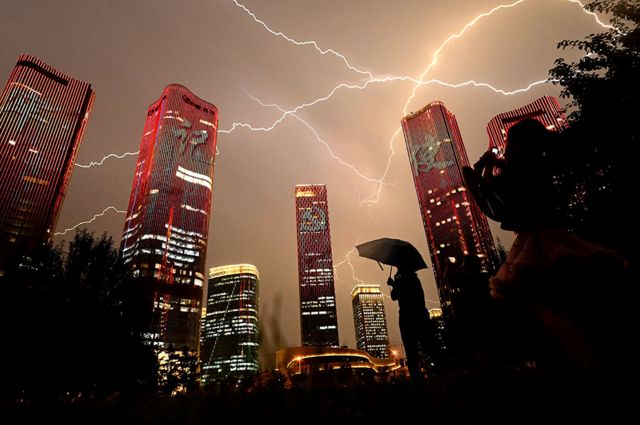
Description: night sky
xmin=1 ymin=0 xmax=609 ymax=354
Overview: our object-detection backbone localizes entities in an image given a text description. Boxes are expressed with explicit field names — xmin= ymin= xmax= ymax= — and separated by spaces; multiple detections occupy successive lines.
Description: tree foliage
xmin=0 ymin=230 xmax=156 ymax=401
xmin=549 ymin=0 xmax=640 ymax=261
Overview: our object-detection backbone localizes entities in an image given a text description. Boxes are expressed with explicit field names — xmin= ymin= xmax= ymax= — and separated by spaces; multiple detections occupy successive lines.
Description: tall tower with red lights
xmin=486 ymin=95 xmax=569 ymax=152
xmin=294 ymin=184 xmax=339 ymax=347
xmin=120 ymin=84 xmax=218 ymax=356
xmin=401 ymin=101 xmax=499 ymax=314
xmin=0 ymin=54 xmax=94 ymax=275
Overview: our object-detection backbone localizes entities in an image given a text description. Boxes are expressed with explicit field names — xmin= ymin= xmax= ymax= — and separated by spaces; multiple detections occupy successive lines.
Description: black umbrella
xmin=356 ymin=238 xmax=428 ymax=272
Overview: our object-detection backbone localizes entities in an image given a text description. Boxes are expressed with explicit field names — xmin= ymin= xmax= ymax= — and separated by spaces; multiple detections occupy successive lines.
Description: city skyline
xmin=0 ymin=0 xmax=612 ymax=350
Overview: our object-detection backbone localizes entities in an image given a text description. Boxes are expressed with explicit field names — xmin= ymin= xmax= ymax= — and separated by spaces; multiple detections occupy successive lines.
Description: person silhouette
xmin=464 ymin=118 xmax=626 ymax=363
xmin=388 ymin=266 xmax=433 ymax=381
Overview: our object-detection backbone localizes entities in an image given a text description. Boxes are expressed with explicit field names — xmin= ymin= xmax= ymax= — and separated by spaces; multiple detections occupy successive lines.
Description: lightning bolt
xmin=333 ymin=210 xmax=374 ymax=287
xmin=76 ymin=0 xmax=614 ymax=171
xmin=403 ymin=0 xmax=529 ymax=114
xmin=63 ymin=1 xmax=616 ymax=295
xmin=567 ymin=0 xmax=619 ymax=33
xmin=54 ymin=206 xmax=126 ymax=236
xmin=230 ymin=0 xmax=372 ymax=78
xmin=221 ymin=77 xmax=549 ymax=135
xmin=248 ymin=94 xmax=381 ymax=182
xmin=75 ymin=151 xmax=139 ymax=168
xmin=228 ymin=0 xmax=585 ymax=289
xmin=334 ymin=248 xmax=366 ymax=286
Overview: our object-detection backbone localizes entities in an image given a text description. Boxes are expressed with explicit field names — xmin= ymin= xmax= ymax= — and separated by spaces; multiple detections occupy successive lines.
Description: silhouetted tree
xmin=495 ymin=237 xmax=508 ymax=264
xmin=0 ymin=230 xmax=156 ymax=401
xmin=550 ymin=0 xmax=640 ymax=263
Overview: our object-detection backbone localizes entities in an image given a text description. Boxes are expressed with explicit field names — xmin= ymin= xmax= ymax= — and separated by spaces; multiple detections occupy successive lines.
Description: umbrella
xmin=356 ymin=238 xmax=428 ymax=272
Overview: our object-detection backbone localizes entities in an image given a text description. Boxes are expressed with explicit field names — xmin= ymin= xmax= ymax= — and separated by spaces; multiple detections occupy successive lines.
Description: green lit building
xmin=201 ymin=264 xmax=260 ymax=385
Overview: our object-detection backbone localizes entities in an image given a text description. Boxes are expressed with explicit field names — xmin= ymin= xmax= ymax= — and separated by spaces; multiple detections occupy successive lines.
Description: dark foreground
xmin=2 ymin=365 xmax=629 ymax=425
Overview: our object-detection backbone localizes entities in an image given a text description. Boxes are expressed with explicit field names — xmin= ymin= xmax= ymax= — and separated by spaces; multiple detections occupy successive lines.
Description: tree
xmin=550 ymin=0 xmax=640 ymax=262
xmin=0 ymin=230 xmax=157 ymax=401
xmin=495 ymin=238 xmax=508 ymax=264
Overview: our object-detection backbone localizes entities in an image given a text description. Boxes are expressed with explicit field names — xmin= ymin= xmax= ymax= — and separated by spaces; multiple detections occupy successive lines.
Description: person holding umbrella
xmin=356 ymin=238 xmax=434 ymax=382
xmin=388 ymin=266 xmax=434 ymax=382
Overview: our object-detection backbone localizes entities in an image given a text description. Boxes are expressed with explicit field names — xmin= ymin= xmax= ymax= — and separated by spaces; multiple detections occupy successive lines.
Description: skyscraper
xmin=351 ymin=285 xmax=390 ymax=360
xmin=295 ymin=184 xmax=339 ymax=347
xmin=486 ymin=95 xmax=569 ymax=151
xmin=0 ymin=54 xmax=94 ymax=274
xmin=201 ymin=264 xmax=260 ymax=385
xmin=120 ymin=84 xmax=218 ymax=355
xmin=401 ymin=101 xmax=499 ymax=314
xmin=486 ymin=96 xmax=582 ymax=231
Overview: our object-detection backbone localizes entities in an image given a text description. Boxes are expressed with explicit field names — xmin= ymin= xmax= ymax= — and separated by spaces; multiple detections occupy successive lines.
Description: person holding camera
xmin=465 ymin=119 xmax=626 ymax=364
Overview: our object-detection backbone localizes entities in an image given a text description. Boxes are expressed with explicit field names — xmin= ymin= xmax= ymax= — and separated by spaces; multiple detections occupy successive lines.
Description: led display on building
xmin=0 ymin=54 xmax=94 ymax=273
xmin=401 ymin=101 xmax=498 ymax=313
xmin=295 ymin=184 xmax=339 ymax=347
xmin=120 ymin=84 xmax=218 ymax=353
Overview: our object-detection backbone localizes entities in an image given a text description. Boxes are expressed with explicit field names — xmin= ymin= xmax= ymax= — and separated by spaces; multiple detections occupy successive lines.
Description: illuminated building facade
xmin=401 ymin=101 xmax=499 ymax=314
xmin=295 ymin=184 xmax=339 ymax=347
xmin=120 ymin=84 xmax=218 ymax=354
xmin=486 ymin=96 xmax=584 ymax=227
xmin=275 ymin=346 xmax=399 ymax=387
xmin=351 ymin=285 xmax=390 ymax=359
xmin=486 ymin=95 xmax=569 ymax=151
xmin=0 ymin=54 xmax=94 ymax=274
xmin=201 ymin=264 xmax=260 ymax=385
xmin=429 ymin=308 xmax=449 ymax=363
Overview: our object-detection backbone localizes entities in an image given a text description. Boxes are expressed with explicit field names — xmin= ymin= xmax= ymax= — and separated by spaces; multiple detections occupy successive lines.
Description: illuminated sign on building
xmin=295 ymin=184 xmax=339 ymax=347
xmin=401 ymin=101 xmax=498 ymax=314
xmin=120 ymin=84 xmax=218 ymax=354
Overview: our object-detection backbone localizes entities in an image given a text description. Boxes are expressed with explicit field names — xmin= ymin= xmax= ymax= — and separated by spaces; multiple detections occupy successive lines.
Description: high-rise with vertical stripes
xmin=295 ymin=184 xmax=339 ymax=347
xmin=0 ymin=54 xmax=94 ymax=275
xmin=401 ymin=101 xmax=498 ymax=315
xmin=201 ymin=264 xmax=260 ymax=385
xmin=120 ymin=84 xmax=218 ymax=356
xmin=486 ymin=95 xmax=569 ymax=151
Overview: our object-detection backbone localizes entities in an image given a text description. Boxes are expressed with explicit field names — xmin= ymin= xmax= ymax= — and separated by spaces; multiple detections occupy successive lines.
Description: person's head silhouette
xmin=462 ymin=254 xmax=482 ymax=275
xmin=504 ymin=118 xmax=554 ymax=168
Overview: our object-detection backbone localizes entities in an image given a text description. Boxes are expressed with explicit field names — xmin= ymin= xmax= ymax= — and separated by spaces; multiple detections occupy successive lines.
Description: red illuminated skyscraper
xmin=295 ymin=184 xmax=339 ymax=347
xmin=0 ymin=54 xmax=94 ymax=274
xmin=486 ymin=95 xmax=569 ymax=151
xmin=401 ymin=101 xmax=499 ymax=313
xmin=120 ymin=84 xmax=218 ymax=355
